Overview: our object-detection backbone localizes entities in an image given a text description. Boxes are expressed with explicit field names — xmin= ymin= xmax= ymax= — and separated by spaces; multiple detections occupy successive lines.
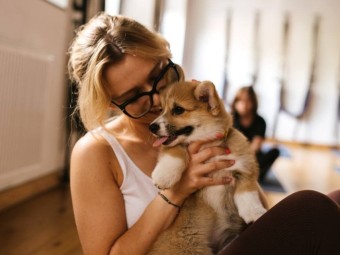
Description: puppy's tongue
xmin=152 ymin=136 xmax=169 ymax=147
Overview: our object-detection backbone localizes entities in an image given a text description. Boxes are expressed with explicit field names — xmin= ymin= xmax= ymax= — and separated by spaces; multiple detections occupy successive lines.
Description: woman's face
xmin=105 ymin=55 xmax=172 ymax=123
xmin=235 ymin=92 xmax=253 ymax=116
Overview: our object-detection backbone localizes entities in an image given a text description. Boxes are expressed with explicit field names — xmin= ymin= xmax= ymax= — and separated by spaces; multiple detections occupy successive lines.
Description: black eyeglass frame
xmin=111 ymin=58 xmax=180 ymax=119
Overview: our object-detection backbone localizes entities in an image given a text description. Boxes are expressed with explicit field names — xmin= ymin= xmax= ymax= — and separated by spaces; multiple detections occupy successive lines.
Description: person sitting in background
xmin=231 ymin=86 xmax=279 ymax=182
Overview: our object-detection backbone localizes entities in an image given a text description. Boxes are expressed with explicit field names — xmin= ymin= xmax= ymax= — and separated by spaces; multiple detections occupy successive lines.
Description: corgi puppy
xmin=147 ymin=81 xmax=268 ymax=255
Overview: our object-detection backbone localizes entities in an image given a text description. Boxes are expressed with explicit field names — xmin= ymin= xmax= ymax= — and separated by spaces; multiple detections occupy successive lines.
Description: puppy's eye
xmin=172 ymin=106 xmax=185 ymax=115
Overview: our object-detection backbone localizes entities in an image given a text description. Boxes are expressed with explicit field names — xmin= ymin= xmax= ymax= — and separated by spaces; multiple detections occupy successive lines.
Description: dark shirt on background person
xmin=231 ymin=86 xmax=279 ymax=182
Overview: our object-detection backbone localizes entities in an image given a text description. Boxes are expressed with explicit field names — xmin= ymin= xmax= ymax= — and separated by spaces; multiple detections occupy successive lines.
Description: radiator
xmin=0 ymin=44 xmax=55 ymax=191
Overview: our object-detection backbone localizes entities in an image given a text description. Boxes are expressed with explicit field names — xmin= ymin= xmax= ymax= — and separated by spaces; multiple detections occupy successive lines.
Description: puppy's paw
xmin=234 ymin=191 xmax=267 ymax=224
xmin=238 ymin=204 xmax=267 ymax=224
xmin=152 ymin=154 xmax=186 ymax=189
xmin=152 ymin=170 xmax=179 ymax=189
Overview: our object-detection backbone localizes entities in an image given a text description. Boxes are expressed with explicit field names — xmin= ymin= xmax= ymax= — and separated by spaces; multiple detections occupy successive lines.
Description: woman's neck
xmin=106 ymin=115 xmax=160 ymax=176
xmin=107 ymin=115 xmax=157 ymax=146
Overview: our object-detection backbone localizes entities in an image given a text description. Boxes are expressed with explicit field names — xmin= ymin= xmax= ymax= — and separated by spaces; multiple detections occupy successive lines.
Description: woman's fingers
xmin=195 ymin=175 xmax=233 ymax=189
xmin=191 ymin=146 xmax=229 ymax=164
xmin=197 ymin=160 xmax=235 ymax=175
xmin=186 ymin=139 xmax=235 ymax=190
xmin=186 ymin=157 xmax=235 ymax=190
xmin=191 ymin=79 xmax=201 ymax=83
xmin=187 ymin=134 xmax=224 ymax=155
xmin=187 ymin=140 xmax=205 ymax=154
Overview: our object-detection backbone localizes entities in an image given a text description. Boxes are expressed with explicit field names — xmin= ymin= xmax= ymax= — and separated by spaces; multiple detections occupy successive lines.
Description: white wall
xmin=182 ymin=0 xmax=340 ymax=146
xmin=118 ymin=0 xmax=188 ymax=64
xmin=120 ymin=0 xmax=156 ymax=30
xmin=0 ymin=0 xmax=70 ymax=191
xmin=108 ymin=0 xmax=339 ymax=146
xmin=160 ymin=0 xmax=188 ymax=64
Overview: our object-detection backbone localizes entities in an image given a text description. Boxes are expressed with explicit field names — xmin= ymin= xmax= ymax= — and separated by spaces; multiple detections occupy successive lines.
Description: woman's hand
xmin=166 ymin=138 xmax=235 ymax=204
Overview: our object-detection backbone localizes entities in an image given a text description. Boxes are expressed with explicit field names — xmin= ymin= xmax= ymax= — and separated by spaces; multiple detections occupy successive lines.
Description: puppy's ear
xmin=164 ymin=64 xmax=185 ymax=84
xmin=194 ymin=81 xmax=221 ymax=116
xmin=174 ymin=64 xmax=185 ymax=82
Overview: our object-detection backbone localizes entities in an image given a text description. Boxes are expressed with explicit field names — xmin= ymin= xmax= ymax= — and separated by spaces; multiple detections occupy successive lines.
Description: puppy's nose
xmin=149 ymin=123 xmax=160 ymax=134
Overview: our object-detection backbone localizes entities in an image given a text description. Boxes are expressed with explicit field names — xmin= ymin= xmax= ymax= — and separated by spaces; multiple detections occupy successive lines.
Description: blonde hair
xmin=68 ymin=12 xmax=173 ymax=130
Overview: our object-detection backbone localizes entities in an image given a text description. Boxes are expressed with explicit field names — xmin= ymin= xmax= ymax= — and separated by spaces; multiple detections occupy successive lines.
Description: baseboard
xmin=0 ymin=171 xmax=62 ymax=212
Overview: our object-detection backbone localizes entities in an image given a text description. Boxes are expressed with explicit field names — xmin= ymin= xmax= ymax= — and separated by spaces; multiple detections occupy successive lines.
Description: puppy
xmin=148 ymin=81 xmax=267 ymax=255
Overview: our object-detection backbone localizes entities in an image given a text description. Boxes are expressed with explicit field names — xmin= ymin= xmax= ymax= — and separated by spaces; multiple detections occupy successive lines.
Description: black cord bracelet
xmin=158 ymin=192 xmax=182 ymax=210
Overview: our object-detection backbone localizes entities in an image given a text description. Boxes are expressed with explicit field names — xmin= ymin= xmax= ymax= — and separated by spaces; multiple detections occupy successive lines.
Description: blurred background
xmin=0 ymin=0 xmax=339 ymax=254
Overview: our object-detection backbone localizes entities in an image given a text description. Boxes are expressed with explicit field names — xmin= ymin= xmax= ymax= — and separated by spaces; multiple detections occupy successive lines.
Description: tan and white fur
xmin=148 ymin=81 xmax=268 ymax=255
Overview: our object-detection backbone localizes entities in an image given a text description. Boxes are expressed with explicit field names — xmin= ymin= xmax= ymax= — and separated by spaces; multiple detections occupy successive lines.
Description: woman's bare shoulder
xmin=73 ymin=131 xmax=110 ymax=154
xmin=70 ymin=131 xmax=116 ymax=177
xmin=72 ymin=117 xmax=124 ymax=155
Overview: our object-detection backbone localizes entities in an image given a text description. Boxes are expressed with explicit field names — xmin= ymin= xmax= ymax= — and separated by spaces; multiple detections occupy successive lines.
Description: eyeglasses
xmin=111 ymin=58 xmax=180 ymax=119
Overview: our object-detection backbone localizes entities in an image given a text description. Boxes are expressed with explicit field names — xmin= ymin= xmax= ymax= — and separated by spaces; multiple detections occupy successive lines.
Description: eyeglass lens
xmin=124 ymin=63 xmax=179 ymax=118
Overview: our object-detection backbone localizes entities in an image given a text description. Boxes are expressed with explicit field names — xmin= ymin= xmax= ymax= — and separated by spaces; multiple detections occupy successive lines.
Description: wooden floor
xmin=264 ymin=143 xmax=340 ymax=207
xmin=0 ymin=184 xmax=82 ymax=255
xmin=0 ymin=143 xmax=339 ymax=255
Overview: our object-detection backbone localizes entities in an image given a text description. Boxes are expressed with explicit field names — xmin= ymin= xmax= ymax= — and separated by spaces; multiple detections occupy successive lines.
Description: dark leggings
xmin=220 ymin=190 xmax=340 ymax=255
xmin=256 ymin=148 xmax=280 ymax=181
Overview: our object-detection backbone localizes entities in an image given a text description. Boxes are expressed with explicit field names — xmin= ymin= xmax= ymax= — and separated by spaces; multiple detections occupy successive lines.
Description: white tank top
xmin=94 ymin=127 xmax=158 ymax=228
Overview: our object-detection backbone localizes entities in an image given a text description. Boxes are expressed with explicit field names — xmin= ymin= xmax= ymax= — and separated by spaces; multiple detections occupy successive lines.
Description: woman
xmin=69 ymin=13 xmax=340 ymax=255
xmin=69 ymin=13 xmax=234 ymax=255
xmin=231 ymin=86 xmax=279 ymax=182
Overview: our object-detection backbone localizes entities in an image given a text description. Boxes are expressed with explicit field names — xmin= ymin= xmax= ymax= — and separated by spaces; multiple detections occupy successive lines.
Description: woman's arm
xmin=250 ymin=115 xmax=266 ymax=153
xmin=250 ymin=136 xmax=263 ymax=153
xmin=71 ymin=135 xmax=233 ymax=255
xmin=71 ymin=134 xmax=128 ymax=255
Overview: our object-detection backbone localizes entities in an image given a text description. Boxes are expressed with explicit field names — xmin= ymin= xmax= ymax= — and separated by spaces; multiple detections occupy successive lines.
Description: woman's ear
xmin=193 ymin=80 xmax=221 ymax=116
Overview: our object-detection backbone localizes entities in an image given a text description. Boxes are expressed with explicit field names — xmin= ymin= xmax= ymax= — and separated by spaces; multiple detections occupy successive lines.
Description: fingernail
xmin=225 ymin=148 xmax=231 ymax=154
xmin=216 ymin=133 xmax=224 ymax=139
